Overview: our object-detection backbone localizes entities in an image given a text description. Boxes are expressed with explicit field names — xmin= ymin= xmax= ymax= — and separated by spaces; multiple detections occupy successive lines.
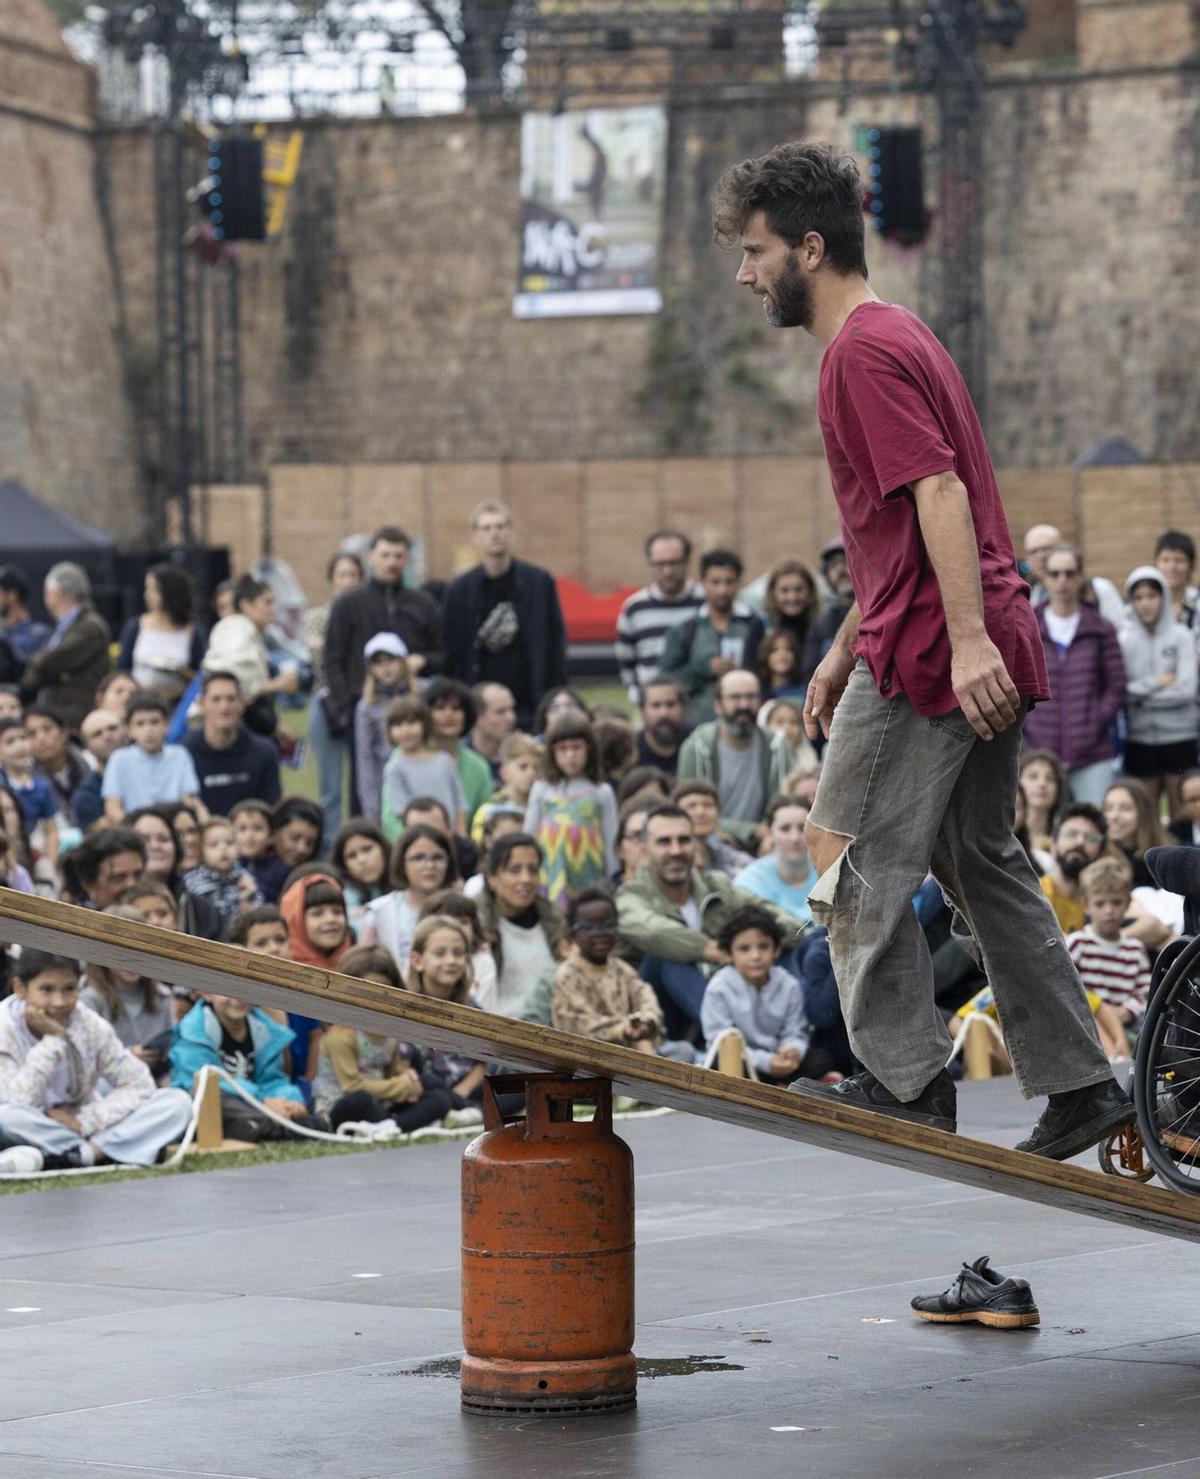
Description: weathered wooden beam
xmin=2 ymin=888 xmax=1199 ymax=1242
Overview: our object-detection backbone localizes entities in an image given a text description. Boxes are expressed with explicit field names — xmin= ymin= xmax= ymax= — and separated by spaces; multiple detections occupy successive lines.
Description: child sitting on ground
xmin=471 ymin=733 xmax=542 ymax=846
xmin=552 ymin=886 xmax=666 ymax=1054
xmin=0 ymin=718 xmax=58 ymax=885
xmin=80 ymin=903 xmax=176 ymax=1076
xmin=231 ymin=799 xmax=284 ymax=904
xmin=227 ymin=904 xmax=293 ymax=1027
xmin=381 ymin=697 xmax=467 ymax=842
xmin=280 ymin=868 xmax=352 ymax=1078
xmin=267 ymin=798 xmax=324 ymax=895
xmin=183 ymin=817 xmax=262 ymax=925
xmin=102 ymin=691 xmax=204 ymax=824
xmin=0 ymin=949 xmax=192 ymax=1173
xmin=354 ymin=634 xmax=411 ymax=824
xmin=701 ymin=904 xmax=835 ymax=1083
xmin=419 ymin=889 xmax=497 ymax=1008
xmin=405 ymin=915 xmax=487 ymax=1107
xmin=1067 ymin=857 xmax=1152 ymax=1030
xmin=463 ymin=805 xmax=524 ymax=898
xmin=311 ymin=943 xmax=462 ymax=1131
xmin=169 ymin=988 xmax=329 ymax=1142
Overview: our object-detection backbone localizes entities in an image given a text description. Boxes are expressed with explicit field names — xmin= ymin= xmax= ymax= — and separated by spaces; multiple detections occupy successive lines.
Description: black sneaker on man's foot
xmin=787 ymin=1067 xmax=957 ymax=1134
xmin=1015 ymin=1078 xmax=1133 ymax=1161
xmin=911 ymin=1256 xmax=1040 ymax=1329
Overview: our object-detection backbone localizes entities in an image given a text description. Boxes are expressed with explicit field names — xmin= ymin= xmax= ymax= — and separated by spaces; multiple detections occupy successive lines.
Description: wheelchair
xmin=1098 ymin=846 xmax=1200 ymax=1193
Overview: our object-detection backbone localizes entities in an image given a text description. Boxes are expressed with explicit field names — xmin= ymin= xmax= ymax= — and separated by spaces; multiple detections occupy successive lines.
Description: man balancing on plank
xmin=713 ymin=141 xmax=1130 ymax=1159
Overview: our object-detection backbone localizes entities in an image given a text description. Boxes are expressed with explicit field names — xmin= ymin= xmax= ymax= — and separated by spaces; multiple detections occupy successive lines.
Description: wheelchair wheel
xmin=1134 ymin=932 xmax=1200 ymax=1195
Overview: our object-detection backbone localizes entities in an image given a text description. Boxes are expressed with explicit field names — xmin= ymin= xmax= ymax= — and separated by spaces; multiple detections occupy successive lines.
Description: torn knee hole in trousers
xmin=809 ymin=834 xmax=870 ymax=914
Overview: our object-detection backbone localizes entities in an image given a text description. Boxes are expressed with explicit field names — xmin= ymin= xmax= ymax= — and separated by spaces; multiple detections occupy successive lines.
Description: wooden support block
xmin=195 ymin=1069 xmax=225 ymax=1150
xmin=716 ymin=1031 xmax=748 ymax=1079
xmin=962 ymin=1017 xmax=995 ymax=1081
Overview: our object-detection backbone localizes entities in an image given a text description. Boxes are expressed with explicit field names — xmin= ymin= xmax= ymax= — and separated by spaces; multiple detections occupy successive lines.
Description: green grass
xmin=279 ymin=678 xmax=633 ymax=804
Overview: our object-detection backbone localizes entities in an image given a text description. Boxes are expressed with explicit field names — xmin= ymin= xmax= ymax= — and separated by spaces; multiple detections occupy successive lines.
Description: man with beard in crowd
xmin=636 ymin=676 xmax=689 ymax=777
xmin=676 ymin=669 xmax=793 ymax=847
xmin=1039 ymin=804 xmax=1108 ymax=936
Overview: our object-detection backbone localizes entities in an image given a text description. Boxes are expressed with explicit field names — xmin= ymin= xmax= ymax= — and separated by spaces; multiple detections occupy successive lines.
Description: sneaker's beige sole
xmin=915 ymin=1308 xmax=1040 ymax=1329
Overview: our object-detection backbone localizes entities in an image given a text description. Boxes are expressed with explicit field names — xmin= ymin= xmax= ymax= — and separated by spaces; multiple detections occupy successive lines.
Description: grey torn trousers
xmin=807 ymin=663 xmax=1112 ymax=1102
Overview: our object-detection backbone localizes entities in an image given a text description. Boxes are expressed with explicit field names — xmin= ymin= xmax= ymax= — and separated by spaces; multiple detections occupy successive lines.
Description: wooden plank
xmin=4 ymin=890 xmax=1200 ymax=1243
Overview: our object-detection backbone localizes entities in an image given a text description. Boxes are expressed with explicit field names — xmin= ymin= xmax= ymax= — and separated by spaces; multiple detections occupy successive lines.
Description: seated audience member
xmin=268 ymin=798 xmax=323 ymax=893
xmin=80 ymin=903 xmax=175 ymax=1075
xmin=354 ymin=634 xmax=411 ymax=824
xmin=701 ymin=905 xmax=835 ymax=1082
xmin=953 ymin=974 xmax=1129 ymax=1072
xmin=595 ymin=717 xmax=636 ymax=790
xmin=659 ymin=549 xmax=765 ymax=728
xmin=170 ymin=991 xmax=329 ymax=1142
xmin=1169 ymin=767 xmax=1200 ymax=847
xmin=418 ymin=890 xmax=497 ymax=1009
xmin=403 ymin=795 xmax=478 ymax=885
xmin=552 ymin=887 xmax=668 ymax=1055
xmin=26 ymin=706 xmax=89 ymax=817
xmin=103 ymin=692 xmax=203 ymax=823
xmin=311 ymin=943 xmax=460 ymax=1132
xmin=279 ymin=867 xmax=352 ymax=1077
xmin=755 ymin=629 xmax=808 ymax=705
xmin=231 ymin=799 xmax=284 ymax=902
xmin=0 ymin=686 xmax=22 ymax=721
xmin=0 ymin=794 xmax=35 ymax=895
xmin=1039 ymin=804 xmax=1108 ymax=936
xmin=183 ymin=816 xmax=262 ymax=925
xmin=359 ymin=825 xmax=459 ymax=971
xmin=468 ymin=682 xmax=518 ymax=781
xmin=615 ymin=802 xmax=651 ymax=887
xmin=780 ymin=762 xmax=821 ymax=807
xmin=123 ymin=879 xmax=182 ymax=934
xmin=1119 ymin=564 xmax=1199 ymax=817
xmin=463 ymin=805 xmax=523 ymax=897
xmin=676 ymin=669 xmax=793 ymax=847
xmin=96 ymin=670 xmax=137 ymax=718
xmin=331 ymin=819 xmax=390 ymax=934
xmin=127 ymin=807 xmax=223 ymax=942
xmin=226 ymin=904 xmax=292 ymax=1026
xmin=1066 ymin=857 xmax=1151 ymax=1029
xmin=0 ymin=949 xmax=192 ymax=1173
xmin=405 ymin=916 xmax=488 ymax=1103
xmin=183 ymin=670 xmax=281 ymax=817
xmin=72 ymin=707 xmax=129 ymax=830
xmin=636 ymin=676 xmax=689 ymax=777
xmin=0 ymin=718 xmax=58 ymax=878
xmin=761 ymin=699 xmax=814 ymax=768
xmin=1103 ymin=778 xmax=1163 ymax=890
xmin=381 ymin=697 xmax=467 ymax=841
xmin=534 ymin=687 xmax=593 ymax=737
xmin=0 ymin=567 xmax=51 ymax=664
xmin=1018 ymin=749 xmax=1068 ymax=873
xmin=474 ymin=833 xmax=566 ymax=1023
xmin=615 ymin=766 xmax=672 ymax=810
xmin=426 ymin=678 xmax=495 ymax=827
xmin=672 ymin=778 xmax=749 ymax=876
xmin=166 ymin=798 xmax=203 ymax=872
xmin=525 ymin=713 xmax=618 ymax=908
xmin=617 ymin=804 xmax=805 ymax=1038
xmin=737 ymin=795 xmax=817 ymax=922
xmin=471 ymin=732 xmax=540 ymax=845
xmin=61 ymin=827 xmax=146 ymax=909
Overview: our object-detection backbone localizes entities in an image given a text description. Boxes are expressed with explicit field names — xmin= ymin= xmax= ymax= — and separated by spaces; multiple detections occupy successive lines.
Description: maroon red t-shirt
xmin=816 ymin=301 xmax=1049 ymax=717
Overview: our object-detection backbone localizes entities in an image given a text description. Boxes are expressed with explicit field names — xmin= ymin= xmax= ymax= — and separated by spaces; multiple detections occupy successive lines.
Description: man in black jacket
xmin=321 ymin=526 xmax=443 ymax=735
xmin=442 ymin=501 xmax=567 ymax=728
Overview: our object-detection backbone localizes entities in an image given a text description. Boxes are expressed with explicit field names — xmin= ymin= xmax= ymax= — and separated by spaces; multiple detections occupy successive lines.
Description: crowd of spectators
xmin=0 ymin=503 xmax=1197 ymax=1172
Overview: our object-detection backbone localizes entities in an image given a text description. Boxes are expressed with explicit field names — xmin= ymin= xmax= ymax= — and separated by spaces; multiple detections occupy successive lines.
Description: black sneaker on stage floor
xmin=911 ymin=1255 xmax=1040 ymax=1329
xmin=787 ymin=1067 xmax=957 ymax=1134
xmin=1015 ymin=1078 xmax=1133 ymax=1161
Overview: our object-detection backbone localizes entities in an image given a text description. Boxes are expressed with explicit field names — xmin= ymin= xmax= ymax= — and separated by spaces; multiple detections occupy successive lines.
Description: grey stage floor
xmin=2 ymin=1079 xmax=1199 ymax=1479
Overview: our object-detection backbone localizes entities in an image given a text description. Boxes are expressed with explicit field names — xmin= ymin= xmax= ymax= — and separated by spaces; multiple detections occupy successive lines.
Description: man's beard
xmin=764 ymin=253 xmax=813 ymax=330
xmin=724 ymin=714 xmax=756 ymax=740
xmin=1058 ymin=849 xmax=1089 ymax=882
xmin=649 ymin=720 xmax=683 ymax=751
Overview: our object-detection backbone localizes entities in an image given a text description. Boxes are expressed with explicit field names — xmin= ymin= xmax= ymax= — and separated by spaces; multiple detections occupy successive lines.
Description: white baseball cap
xmin=363 ymin=632 xmax=409 ymax=660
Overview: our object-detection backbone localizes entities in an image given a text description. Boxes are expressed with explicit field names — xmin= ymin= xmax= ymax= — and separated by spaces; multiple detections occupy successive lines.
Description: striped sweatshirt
xmin=615 ymin=582 xmax=704 ymax=704
xmin=1065 ymin=926 xmax=1151 ymax=1016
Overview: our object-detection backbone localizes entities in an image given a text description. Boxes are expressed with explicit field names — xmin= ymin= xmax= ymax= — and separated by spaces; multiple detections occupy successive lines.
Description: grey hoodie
xmin=1118 ymin=566 xmax=1199 ymax=746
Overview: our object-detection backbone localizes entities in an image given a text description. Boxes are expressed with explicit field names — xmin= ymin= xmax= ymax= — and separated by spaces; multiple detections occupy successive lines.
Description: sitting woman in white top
xmin=473 ymin=832 xmax=567 ymax=1025
xmin=0 ymin=950 xmax=193 ymax=1174
xmin=735 ymin=796 xmax=818 ymax=925
xmin=358 ymin=824 xmax=459 ymax=974
xmin=700 ymin=905 xmax=839 ymax=1084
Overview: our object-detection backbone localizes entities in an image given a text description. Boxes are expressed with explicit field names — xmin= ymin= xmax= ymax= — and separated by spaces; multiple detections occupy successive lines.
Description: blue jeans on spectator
xmin=308 ymin=694 xmax=349 ymax=845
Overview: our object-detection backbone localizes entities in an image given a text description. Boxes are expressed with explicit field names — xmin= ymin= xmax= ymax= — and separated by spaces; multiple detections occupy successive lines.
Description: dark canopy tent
xmin=0 ymin=480 xmax=118 ymax=623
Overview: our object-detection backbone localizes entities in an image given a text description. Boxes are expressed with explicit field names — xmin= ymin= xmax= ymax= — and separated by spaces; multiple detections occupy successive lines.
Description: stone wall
xmin=0 ymin=15 xmax=145 ymax=538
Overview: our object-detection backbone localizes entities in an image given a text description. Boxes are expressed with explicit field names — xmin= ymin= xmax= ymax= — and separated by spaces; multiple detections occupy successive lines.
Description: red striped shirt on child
xmin=1065 ymin=927 xmax=1151 ymax=1017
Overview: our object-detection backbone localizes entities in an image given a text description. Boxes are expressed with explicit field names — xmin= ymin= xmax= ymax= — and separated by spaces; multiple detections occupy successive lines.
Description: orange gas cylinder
xmin=460 ymin=1074 xmax=636 ymax=1415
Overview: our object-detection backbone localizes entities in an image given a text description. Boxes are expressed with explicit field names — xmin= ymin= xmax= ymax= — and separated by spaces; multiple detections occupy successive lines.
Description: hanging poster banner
xmin=514 ymin=104 xmax=667 ymax=319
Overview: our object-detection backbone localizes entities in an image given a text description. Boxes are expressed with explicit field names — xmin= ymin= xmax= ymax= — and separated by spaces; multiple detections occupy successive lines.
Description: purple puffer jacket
xmin=1022 ymin=602 xmax=1127 ymax=767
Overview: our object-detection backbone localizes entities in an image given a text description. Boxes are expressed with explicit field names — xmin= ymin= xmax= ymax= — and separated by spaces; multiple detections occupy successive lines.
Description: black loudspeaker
xmin=202 ymin=137 xmax=266 ymax=242
xmin=865 ymin=126 xmax=926 ymax=244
